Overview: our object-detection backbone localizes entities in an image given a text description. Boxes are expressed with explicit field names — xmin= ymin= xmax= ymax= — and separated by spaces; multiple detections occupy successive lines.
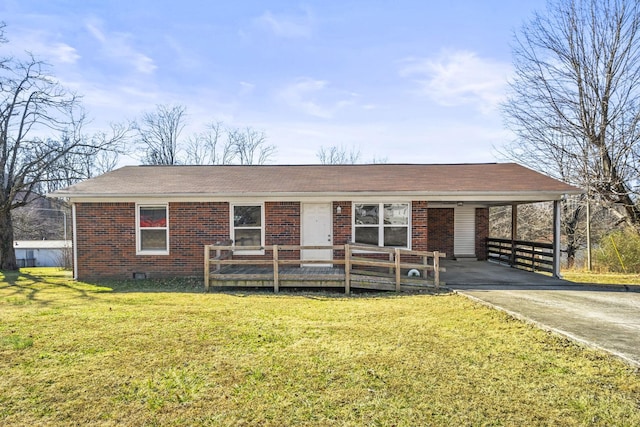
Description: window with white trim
xmin=231 ymin=204 xmax=264 ymax=252
xmin=137 ymin=204 xmax=169 ymax=255
xmin=353 ymin=203 xmax=410 ymax=248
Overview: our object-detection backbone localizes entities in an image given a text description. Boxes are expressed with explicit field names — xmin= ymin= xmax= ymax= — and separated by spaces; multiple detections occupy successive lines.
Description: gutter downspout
xmin=72 ymin=203 xmax=78 ymax=280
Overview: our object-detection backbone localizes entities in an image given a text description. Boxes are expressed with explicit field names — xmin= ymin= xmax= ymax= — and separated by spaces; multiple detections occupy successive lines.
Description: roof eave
xmin=55 ymin=189 xmax=582 ymax=203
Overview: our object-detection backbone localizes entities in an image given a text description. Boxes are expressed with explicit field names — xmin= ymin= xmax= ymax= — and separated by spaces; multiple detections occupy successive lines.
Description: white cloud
xmin=277 ymin=78 xmax=356 ymax=119
xmin=239 ymin=81 xmax=255 ymax=96
xmin=256 ymin=10 xmax=314 ymax=38
xmin=50 ymin=43 xmax=81 ymax=64
xmin=85 ymin=20 xmax=157 ymax=74
xmin=1 ymin=29 xmax=80 ymax=65
xmin=85 ymin=21 xmax=106 ymax=43
xmin=399 ymin=50 xmax=511 ymax=114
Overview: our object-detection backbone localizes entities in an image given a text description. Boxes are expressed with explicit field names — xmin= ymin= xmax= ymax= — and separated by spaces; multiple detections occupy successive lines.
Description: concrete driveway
xmin=443 ymin=261 xmax=640 ymax=367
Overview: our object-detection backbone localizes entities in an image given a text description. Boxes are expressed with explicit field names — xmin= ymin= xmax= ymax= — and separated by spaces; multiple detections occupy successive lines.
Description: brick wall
xmin=75 ymin=200 xmax=484 ymax=280
xmin=76 ymin=202 xmax=136 ymax=279
xmin=75 ymin=201 xmax=304 ymax=280
xmin=411 ymin=201 xmax=428 ymax=251
xmin=427 ymin=208 xmax=454 ymax=258
xmin=475 ymin=207 xmax=489 ymax=261
xmin=332 ymin=202 xmax=351 ymax=245
xmin=75 ymin=202 xmax=230 ymax=280
xmin=264 ymin=202 xmax=300 ymax=260
xmin=332 ymin=201 xmax=351 ymax=260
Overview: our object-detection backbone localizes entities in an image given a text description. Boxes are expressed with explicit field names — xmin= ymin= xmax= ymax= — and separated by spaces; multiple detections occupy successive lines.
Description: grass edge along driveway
xmin=1 ymin=268 xmax=639 ymax=426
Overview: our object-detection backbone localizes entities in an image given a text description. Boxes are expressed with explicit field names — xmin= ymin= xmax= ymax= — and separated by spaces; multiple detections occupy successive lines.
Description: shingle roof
xmin=51 ymin=163 xmax=581 ymax=199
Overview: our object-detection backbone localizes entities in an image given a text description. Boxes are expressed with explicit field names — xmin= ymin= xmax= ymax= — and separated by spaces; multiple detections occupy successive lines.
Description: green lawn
xmin=1 ymin=268 xmax=639 ymax=426
xmin=563 ymin=270 xmax=640 ymax=286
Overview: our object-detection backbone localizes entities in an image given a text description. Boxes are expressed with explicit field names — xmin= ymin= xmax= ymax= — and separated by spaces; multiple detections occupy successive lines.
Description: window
xmin=137 ymin=205 xmax=169 ymax=255
xmin=353 ymin=203 xmax=410 ymax=248
xmin=232 ymin=204 xmax=264 ymax=252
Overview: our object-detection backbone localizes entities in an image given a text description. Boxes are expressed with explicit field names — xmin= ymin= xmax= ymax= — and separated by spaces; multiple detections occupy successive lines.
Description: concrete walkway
xmin=442 ymin=261 xmax=640 ymax=367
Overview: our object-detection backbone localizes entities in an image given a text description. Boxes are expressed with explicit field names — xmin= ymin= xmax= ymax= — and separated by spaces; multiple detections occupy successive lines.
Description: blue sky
xmin=2 ymin=0 xmax=547 ymax=164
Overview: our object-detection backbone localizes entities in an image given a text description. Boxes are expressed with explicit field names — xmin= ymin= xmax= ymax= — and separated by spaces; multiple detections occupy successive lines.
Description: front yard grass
xmin=563 ymin=269 xmax=640 ymax=286
xmin=1 ymin=268 xmax=640 ymax=426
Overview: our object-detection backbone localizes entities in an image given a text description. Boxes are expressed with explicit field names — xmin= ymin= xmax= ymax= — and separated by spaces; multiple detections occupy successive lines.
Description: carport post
xmin=553 ymin=200 xmax=562 ymax=278
xmin=510 ymin=203 xmax=518 ymax=267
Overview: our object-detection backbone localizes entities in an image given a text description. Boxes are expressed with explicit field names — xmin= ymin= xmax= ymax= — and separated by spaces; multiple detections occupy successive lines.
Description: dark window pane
xmin=355 ymin=204 xmax=379 ymax=224
xmin=384 ymin=227 xmax=408 ymax=247
xmin=140 ymin=229 xmax=167 ymax=251
xmin=234 ymin=229 xmax=261 ymax=246
xmin=234 ymin=206 xmax=261 ymax=227
xmin=140 ymin=207 xmax=167 ymax=228
xmin=355 ymin=227 xmax=378 ymax=245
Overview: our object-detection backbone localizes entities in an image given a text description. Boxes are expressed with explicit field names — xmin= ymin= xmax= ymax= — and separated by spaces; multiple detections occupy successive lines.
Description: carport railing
xmin=486 ymin=237 xmax=554 ymax=274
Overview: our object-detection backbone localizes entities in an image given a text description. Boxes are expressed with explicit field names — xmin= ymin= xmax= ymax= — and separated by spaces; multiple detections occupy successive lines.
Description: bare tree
xmin=317 ymin=144 xmax=362 ymax=164
xmin=502 ymin=0 xmax=640 ymax=231
xmin=12 ymin=198 xmax=69 ymax=241
xmin=0 ymin=26 xmax=122 ymax=269
xmin=317 ymin=144 xmax=389 ymax=164
xmin=173 ymin=119 xmax=276 ymax=166
xmin=226 ymin=126 xmax=275 ymax=165
xmin=184 ymin=122 xmax=236 ymax=165
xmin=489 ymin=204 xmax=552 ymax=242
xmin=371 ymin=155 xmax=389 ymax=164
xmin=136 ymin=104 xmax=186 ymax=165
xmin=42 ymin=124 xmax=130 ymax=193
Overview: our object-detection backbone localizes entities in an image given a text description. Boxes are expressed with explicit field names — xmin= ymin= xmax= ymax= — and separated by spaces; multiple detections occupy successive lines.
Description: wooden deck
xmin=205 ymin=243 xmax=446 ymax=294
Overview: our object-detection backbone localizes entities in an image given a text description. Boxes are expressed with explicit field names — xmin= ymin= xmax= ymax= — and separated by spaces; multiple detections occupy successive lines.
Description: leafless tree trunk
xmin=502 ymin=0 xmax=640 ymax=232
xmin=136 ymin=104 xmax=186 ymax=165
xmin=0 ymin=25 xmax=124 ymax=269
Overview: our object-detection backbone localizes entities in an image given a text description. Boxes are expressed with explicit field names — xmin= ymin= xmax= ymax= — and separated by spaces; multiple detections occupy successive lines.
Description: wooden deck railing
xmin=486 ymin=237 xmax=554 ymax=273
xmin=204 ymin=242 xmax=445 ymax=293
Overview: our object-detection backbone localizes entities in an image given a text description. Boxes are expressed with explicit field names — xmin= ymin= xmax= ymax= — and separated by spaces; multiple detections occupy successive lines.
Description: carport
xmin=441 ymin=259 xmax=569 ymax=287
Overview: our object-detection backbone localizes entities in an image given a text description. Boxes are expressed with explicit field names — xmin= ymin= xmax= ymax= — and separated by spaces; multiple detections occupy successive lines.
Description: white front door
xmin=302 ymin=203 xmax=333 ymax=266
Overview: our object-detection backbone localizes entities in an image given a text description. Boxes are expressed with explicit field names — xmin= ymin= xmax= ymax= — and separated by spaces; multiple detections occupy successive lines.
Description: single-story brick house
xmin=51 ymin=163 xmax=580 ymax=280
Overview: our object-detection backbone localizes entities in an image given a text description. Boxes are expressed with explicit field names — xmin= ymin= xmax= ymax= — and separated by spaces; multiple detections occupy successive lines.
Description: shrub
xmin=594 ymin=228 xmax=640 ymax=273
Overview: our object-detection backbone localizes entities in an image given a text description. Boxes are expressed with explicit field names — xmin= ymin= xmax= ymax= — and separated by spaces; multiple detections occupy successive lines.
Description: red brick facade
xmin=411 ymin=201 xmax=429 ymax=251
xmin=332 ymin=202 xmax=352 ymax=245
xmin=427 ymin=208 xmax=454 ymax=258
xmin=424 ymin=207 xmax=489 ymax=260
xmin=265 ymin=202 xmax=300 ymax=245
xmin=74 ymin=201 xmax=489 ymax=279
xmin=75 ymin=202 xmax=230 ymax=279
xmin=264 ymin=202 xmax=300 ymax=260
xmin=475 ymin=207 xmax=489 ymax=261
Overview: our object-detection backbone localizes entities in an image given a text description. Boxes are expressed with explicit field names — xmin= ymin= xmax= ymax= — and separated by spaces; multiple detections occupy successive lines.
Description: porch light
xmin=336 ymin=205 xmax=342 ymax=214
